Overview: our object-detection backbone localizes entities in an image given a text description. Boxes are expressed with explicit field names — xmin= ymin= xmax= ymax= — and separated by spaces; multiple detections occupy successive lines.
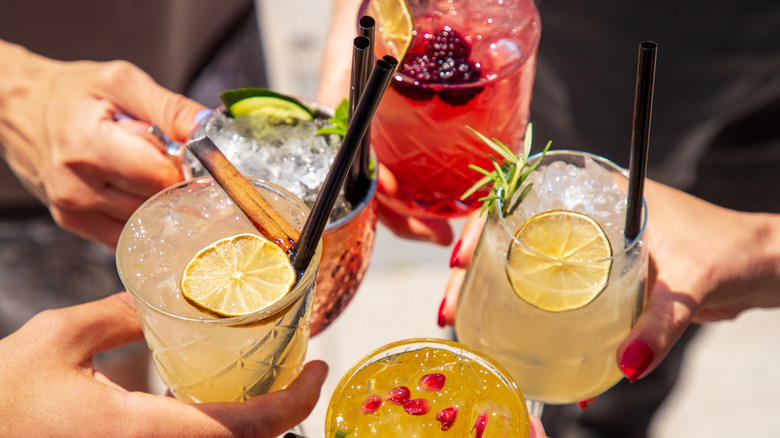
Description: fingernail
xmin=577 ymin=396 xmax=598 ymax=411
xmin=620 ymin=340 xmax=654 ymax=383
xmin=449 ymin=238 xmax=462 ymax=268
xmin=437 ymin=296 xmax=447 ymax=328
xmin=194 ymin=108 xmax=214 ymax=124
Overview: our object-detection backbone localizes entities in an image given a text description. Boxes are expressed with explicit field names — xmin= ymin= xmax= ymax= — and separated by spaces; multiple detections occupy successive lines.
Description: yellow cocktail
xmin=326 ymin=338 xmax=529 ymax=437
xmin=116 ymin=177 xmax=321 ymax=403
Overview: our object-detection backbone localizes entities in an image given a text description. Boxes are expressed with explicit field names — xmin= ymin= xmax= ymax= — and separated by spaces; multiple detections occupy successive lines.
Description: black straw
xmin=625 ymin=41 xmax=657 ymax=241
xmin=344 ymin=34 xmax=373 ymax=204
xmin=292 ymin=57 xmax=398 ymax=272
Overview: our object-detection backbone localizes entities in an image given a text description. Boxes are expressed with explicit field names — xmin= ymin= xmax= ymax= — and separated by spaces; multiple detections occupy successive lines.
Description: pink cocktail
xmin=363 ymin=0 xmax=540 ymax=218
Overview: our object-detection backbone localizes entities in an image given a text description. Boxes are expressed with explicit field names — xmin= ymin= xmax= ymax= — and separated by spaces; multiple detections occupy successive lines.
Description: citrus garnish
xmin=218 ymin=87 xmax=314 ymax=121
xmin=507 ymin=210 xmax=612 ymax=312
xmin=366 ymin=0 xmax=413 ymax=61
xmin=180 ymin=233 xmax=296 ymax=317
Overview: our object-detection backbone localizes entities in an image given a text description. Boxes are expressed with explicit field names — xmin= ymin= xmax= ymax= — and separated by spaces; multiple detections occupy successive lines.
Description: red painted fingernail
xmin=449 ymin=238 xmax=462 ymax=268
xmin=620 ymin=340 xmax=654 ymax=383
xmin=577 ymin=397 xmax=598 ymax=411
xmin=437 ymin=297 xmax=447 ymax=328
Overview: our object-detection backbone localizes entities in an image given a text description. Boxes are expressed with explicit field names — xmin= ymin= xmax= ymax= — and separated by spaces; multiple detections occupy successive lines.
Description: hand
xmin=376 ymin=163 xmax=454 ymax=246
xmin=0 ymin=41 xmax=206 ymax=247
xmin=0 ymin=292 xmax=329 ymax=438
xmin=616 ymin=180 xmax=780 ymax=381
xmin=444 ymin=179 xmax=780 ymax=383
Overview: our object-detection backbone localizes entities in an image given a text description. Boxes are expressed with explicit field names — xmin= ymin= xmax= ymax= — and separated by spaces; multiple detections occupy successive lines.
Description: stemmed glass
xmin=454 ymin=151 xmax=649 ymax=416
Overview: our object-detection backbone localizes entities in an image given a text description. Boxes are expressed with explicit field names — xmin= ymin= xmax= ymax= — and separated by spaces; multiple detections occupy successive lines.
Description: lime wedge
xmin=219 ymin=88 xmax=314 ymax=120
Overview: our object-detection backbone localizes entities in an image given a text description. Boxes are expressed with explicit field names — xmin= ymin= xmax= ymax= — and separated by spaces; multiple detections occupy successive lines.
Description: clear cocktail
xmin=326 ymin=338 xmax=529 ymax=437
xmin=455 ymin=151 xmax=649 ymax=407
xmin=116 ymin=177 xmax=321 ymax=403
xmin=362 ymin=0 xmax=541 ymax=218
xmin=181 ymin=102 xmax=377 ymax=335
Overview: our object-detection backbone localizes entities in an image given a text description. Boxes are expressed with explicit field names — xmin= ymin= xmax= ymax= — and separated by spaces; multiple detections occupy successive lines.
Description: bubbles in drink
xmin=185 ymin=110 xmax=353 ymax=222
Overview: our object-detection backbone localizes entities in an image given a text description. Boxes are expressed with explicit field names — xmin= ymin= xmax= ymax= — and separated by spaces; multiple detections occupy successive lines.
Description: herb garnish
xmin=461 ymin=123 xmax=551 ymax=217
xmin=316 ymin=99 xmax=349 ymax=139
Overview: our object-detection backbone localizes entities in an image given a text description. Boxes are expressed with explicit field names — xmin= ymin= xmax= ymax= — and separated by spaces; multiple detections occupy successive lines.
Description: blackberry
xmin=425 ymin=26 xmax=471 ymax=60
xmin=393 ymin=53 xmax=437 ymax=101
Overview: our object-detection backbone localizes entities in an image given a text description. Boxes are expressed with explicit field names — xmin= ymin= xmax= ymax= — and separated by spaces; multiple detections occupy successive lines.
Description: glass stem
xmin=527 ymin=399 xmax=545 ymax=418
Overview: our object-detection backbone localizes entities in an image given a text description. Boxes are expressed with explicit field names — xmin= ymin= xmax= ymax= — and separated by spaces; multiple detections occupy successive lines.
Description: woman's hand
xmin=0 ymin=292 xmax=328 ymax=438
xmin=443 ymin=180 xmax=780 ymax=382
xmin=0 ymin=40 xmax=206 ymax=247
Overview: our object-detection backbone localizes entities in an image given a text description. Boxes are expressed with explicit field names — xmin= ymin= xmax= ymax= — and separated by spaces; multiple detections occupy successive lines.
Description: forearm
xmin=318 ymin=0 xmax=364 ymax=107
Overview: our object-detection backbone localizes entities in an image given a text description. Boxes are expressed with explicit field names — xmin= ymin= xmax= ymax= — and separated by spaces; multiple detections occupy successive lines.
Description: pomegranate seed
xmin=361 ymin=394 xmax=382 ymax=414
xmin=578 ymin=396 xmax=599 ymax=411
xmin=402 ymin=398 xmax=431 ymax=415
xmin=472 ymin=412 xmax=488 ymax=438
xmin=386 ymin=386 xmax=411 ymax=405
xmin=436 ymin=406 xmax=459 ymax=431
xmin=419 ymin=373 xmax=446 ymax=391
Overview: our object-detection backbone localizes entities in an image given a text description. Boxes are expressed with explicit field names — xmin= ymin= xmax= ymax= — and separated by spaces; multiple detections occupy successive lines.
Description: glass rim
xmin=358 ymin=0 xmax=541 ymax=90
xmin=116 ymin=176 xmax=322 ymax=327
xmin=496 ymin=149 xmax=648 ymax=264
xmin=192 ymin=102 xmax=378 ymax=232
xmin=328 ymin=337 xmax=527 ymax=408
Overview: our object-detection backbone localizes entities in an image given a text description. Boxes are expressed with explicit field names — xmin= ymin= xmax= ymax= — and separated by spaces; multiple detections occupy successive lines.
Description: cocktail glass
xmin=325 ymin=338 xmax=529 ymax=437
xmin=361 ymin=0 xmax=541 ymax=219
xmin=455 ymin=151 xmax=649 ymax=415
xmin=116 ymin=176 xmax=321 ymax=403
xmin=179 ymin=102 xmax=378 ymax=336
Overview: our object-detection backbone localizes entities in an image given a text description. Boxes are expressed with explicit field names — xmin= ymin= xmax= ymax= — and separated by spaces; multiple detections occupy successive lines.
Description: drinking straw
xmin=625 ymin=41 xmax=657 ymax=241
xmin=292 ymin=56 xmax=398 ymax=273
xmin=344 ymin=35 xmax=373 ymax=204
xmin=356 ymin=15 xmax=376 ymax=189
xmin=187 ymin=136 xmax=301 ymax=252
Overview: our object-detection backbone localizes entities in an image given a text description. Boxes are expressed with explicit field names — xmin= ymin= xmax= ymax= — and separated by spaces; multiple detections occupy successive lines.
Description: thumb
xmin=616 ymin=280 xmax=697 ymax=382
xmin=58 ymin=292 xmax=144 ymax=363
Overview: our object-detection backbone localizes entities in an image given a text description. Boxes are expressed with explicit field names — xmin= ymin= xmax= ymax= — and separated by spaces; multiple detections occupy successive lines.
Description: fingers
xmin=377 ymin=201 xmax=454 ymax=245
xmin=529 ymin=414 xmax=548 ymax=438
xmin=189 ymin=361 xmax=329 ymax=438
xmin=50 ymin=205 xmax=126 ymax=248
xmin=375 ymin=163 xmax=454 ymax=245
xmin=43 ymin=292 xmax=144 ymax=363
xmin=439 ymin=211 xmax=485 ymax=327
xmin=102 ymin=61 xmax=206 ymax=142
xmin=616 ymin=280 xmax=698 ymax=382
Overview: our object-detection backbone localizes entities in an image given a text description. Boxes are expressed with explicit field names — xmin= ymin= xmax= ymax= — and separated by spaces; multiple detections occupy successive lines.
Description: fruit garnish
xmin=386 ymin=386 xmax=411 ymax=404
xmin=393 ymin=26 xmax=484 ymax=105
xmin=361 ymin=394 xmax=383 ymax=414
xmin=461 ymin=123 xmax=551 ymax=217
xmin=506 ymin=210 xmax=613 ymax=312
xmin=472 ymin=412 xmax=488 ymax=438
xmin=402 ymin=398 xmax=431 ymax=415
xmin=218 ymin=87 xmax=314 ymax=121
xmin=366 ymin=0 xmax=413 ymax=61
xmin=419 ymin=373 xmax=446 ymax=391
xmin=180 ymin=233 xmax=296 ymax=317
xmin=436 ymin=407 xmax=459 ymax=431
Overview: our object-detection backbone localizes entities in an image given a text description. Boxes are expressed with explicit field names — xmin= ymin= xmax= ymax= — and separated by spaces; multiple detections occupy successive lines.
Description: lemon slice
xmin=181 ymin=233 xmax=296 ymax=317
xmin=366 ymin=0 xmax=413 ymax=61
xmin=506 ymin=210 xmax=612 ymax=312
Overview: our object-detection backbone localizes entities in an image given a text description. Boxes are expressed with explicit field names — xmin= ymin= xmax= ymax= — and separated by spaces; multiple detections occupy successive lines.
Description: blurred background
xmin=243 ymin=1 xmax=780 ymax=436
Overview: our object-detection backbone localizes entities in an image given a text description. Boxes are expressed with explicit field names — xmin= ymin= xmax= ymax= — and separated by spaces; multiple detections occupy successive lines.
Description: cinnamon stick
xmin=187 ymin=136 xmax=300 ymax=252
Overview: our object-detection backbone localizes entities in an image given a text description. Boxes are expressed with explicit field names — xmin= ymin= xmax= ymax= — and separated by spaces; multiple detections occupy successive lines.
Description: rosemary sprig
xmin=461 ymin=123 xmax=551 ymax=217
